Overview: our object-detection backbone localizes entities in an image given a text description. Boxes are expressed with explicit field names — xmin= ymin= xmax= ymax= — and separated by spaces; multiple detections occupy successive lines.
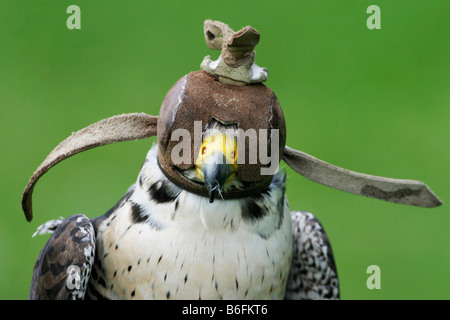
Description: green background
xmin=0 ymin=0 xmax=448 ymax=299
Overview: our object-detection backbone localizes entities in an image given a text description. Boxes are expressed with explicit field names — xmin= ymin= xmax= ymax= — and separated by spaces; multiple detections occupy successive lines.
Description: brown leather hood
xmin=157 ymin=71 xmax=286 ymax=198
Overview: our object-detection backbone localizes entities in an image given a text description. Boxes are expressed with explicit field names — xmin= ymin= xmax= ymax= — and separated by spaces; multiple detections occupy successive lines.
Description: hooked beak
xmin=198 ymin=152 xmax=237 ymax=203
xmin=195 ymin=132 xmax=238 ymax=203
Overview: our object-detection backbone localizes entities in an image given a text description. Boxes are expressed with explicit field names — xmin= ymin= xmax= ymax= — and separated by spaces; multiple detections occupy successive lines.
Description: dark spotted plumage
xmin=130 ymin=202 xmax=146 ymax=224
xmin=241 ymin=195 xmax=265 ymax=221
xmin=148 ymin=179 xmax=181 ymax=203
xmin=285 ymin=211 xmax=339 ymax=299
xmin=30 ymin=145 xmax=339 ymax=300
xmin=241 ymin=173 xmax=286 ymax=224
xmin=29 ymin=215 xmax=95 ymax=300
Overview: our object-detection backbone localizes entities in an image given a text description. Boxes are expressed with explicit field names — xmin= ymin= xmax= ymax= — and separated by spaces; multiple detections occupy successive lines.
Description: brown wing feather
xmin=29 ymin=214 xmax=95 ymax=300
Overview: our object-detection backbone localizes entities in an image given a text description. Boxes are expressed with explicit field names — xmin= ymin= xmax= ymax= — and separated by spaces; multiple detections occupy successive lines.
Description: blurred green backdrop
xmin=0 ymin=0 xmax=448 ymax=300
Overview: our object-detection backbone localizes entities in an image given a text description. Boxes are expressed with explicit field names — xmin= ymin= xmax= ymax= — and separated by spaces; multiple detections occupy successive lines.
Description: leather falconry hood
xmin=21 ymin=20 xmax=442 ymax=222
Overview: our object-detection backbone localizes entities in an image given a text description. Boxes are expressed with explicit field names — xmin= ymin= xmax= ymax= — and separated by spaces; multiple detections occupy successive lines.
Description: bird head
xmin=194 ymin=131 xmax=238 ymax=203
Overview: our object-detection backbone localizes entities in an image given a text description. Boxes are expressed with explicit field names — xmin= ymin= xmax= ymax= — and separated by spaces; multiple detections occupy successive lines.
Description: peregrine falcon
xmin=28 ymin=121 xmax=339 ymax=300
xmin=23 ymin=20 xmax=440 ymax=300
